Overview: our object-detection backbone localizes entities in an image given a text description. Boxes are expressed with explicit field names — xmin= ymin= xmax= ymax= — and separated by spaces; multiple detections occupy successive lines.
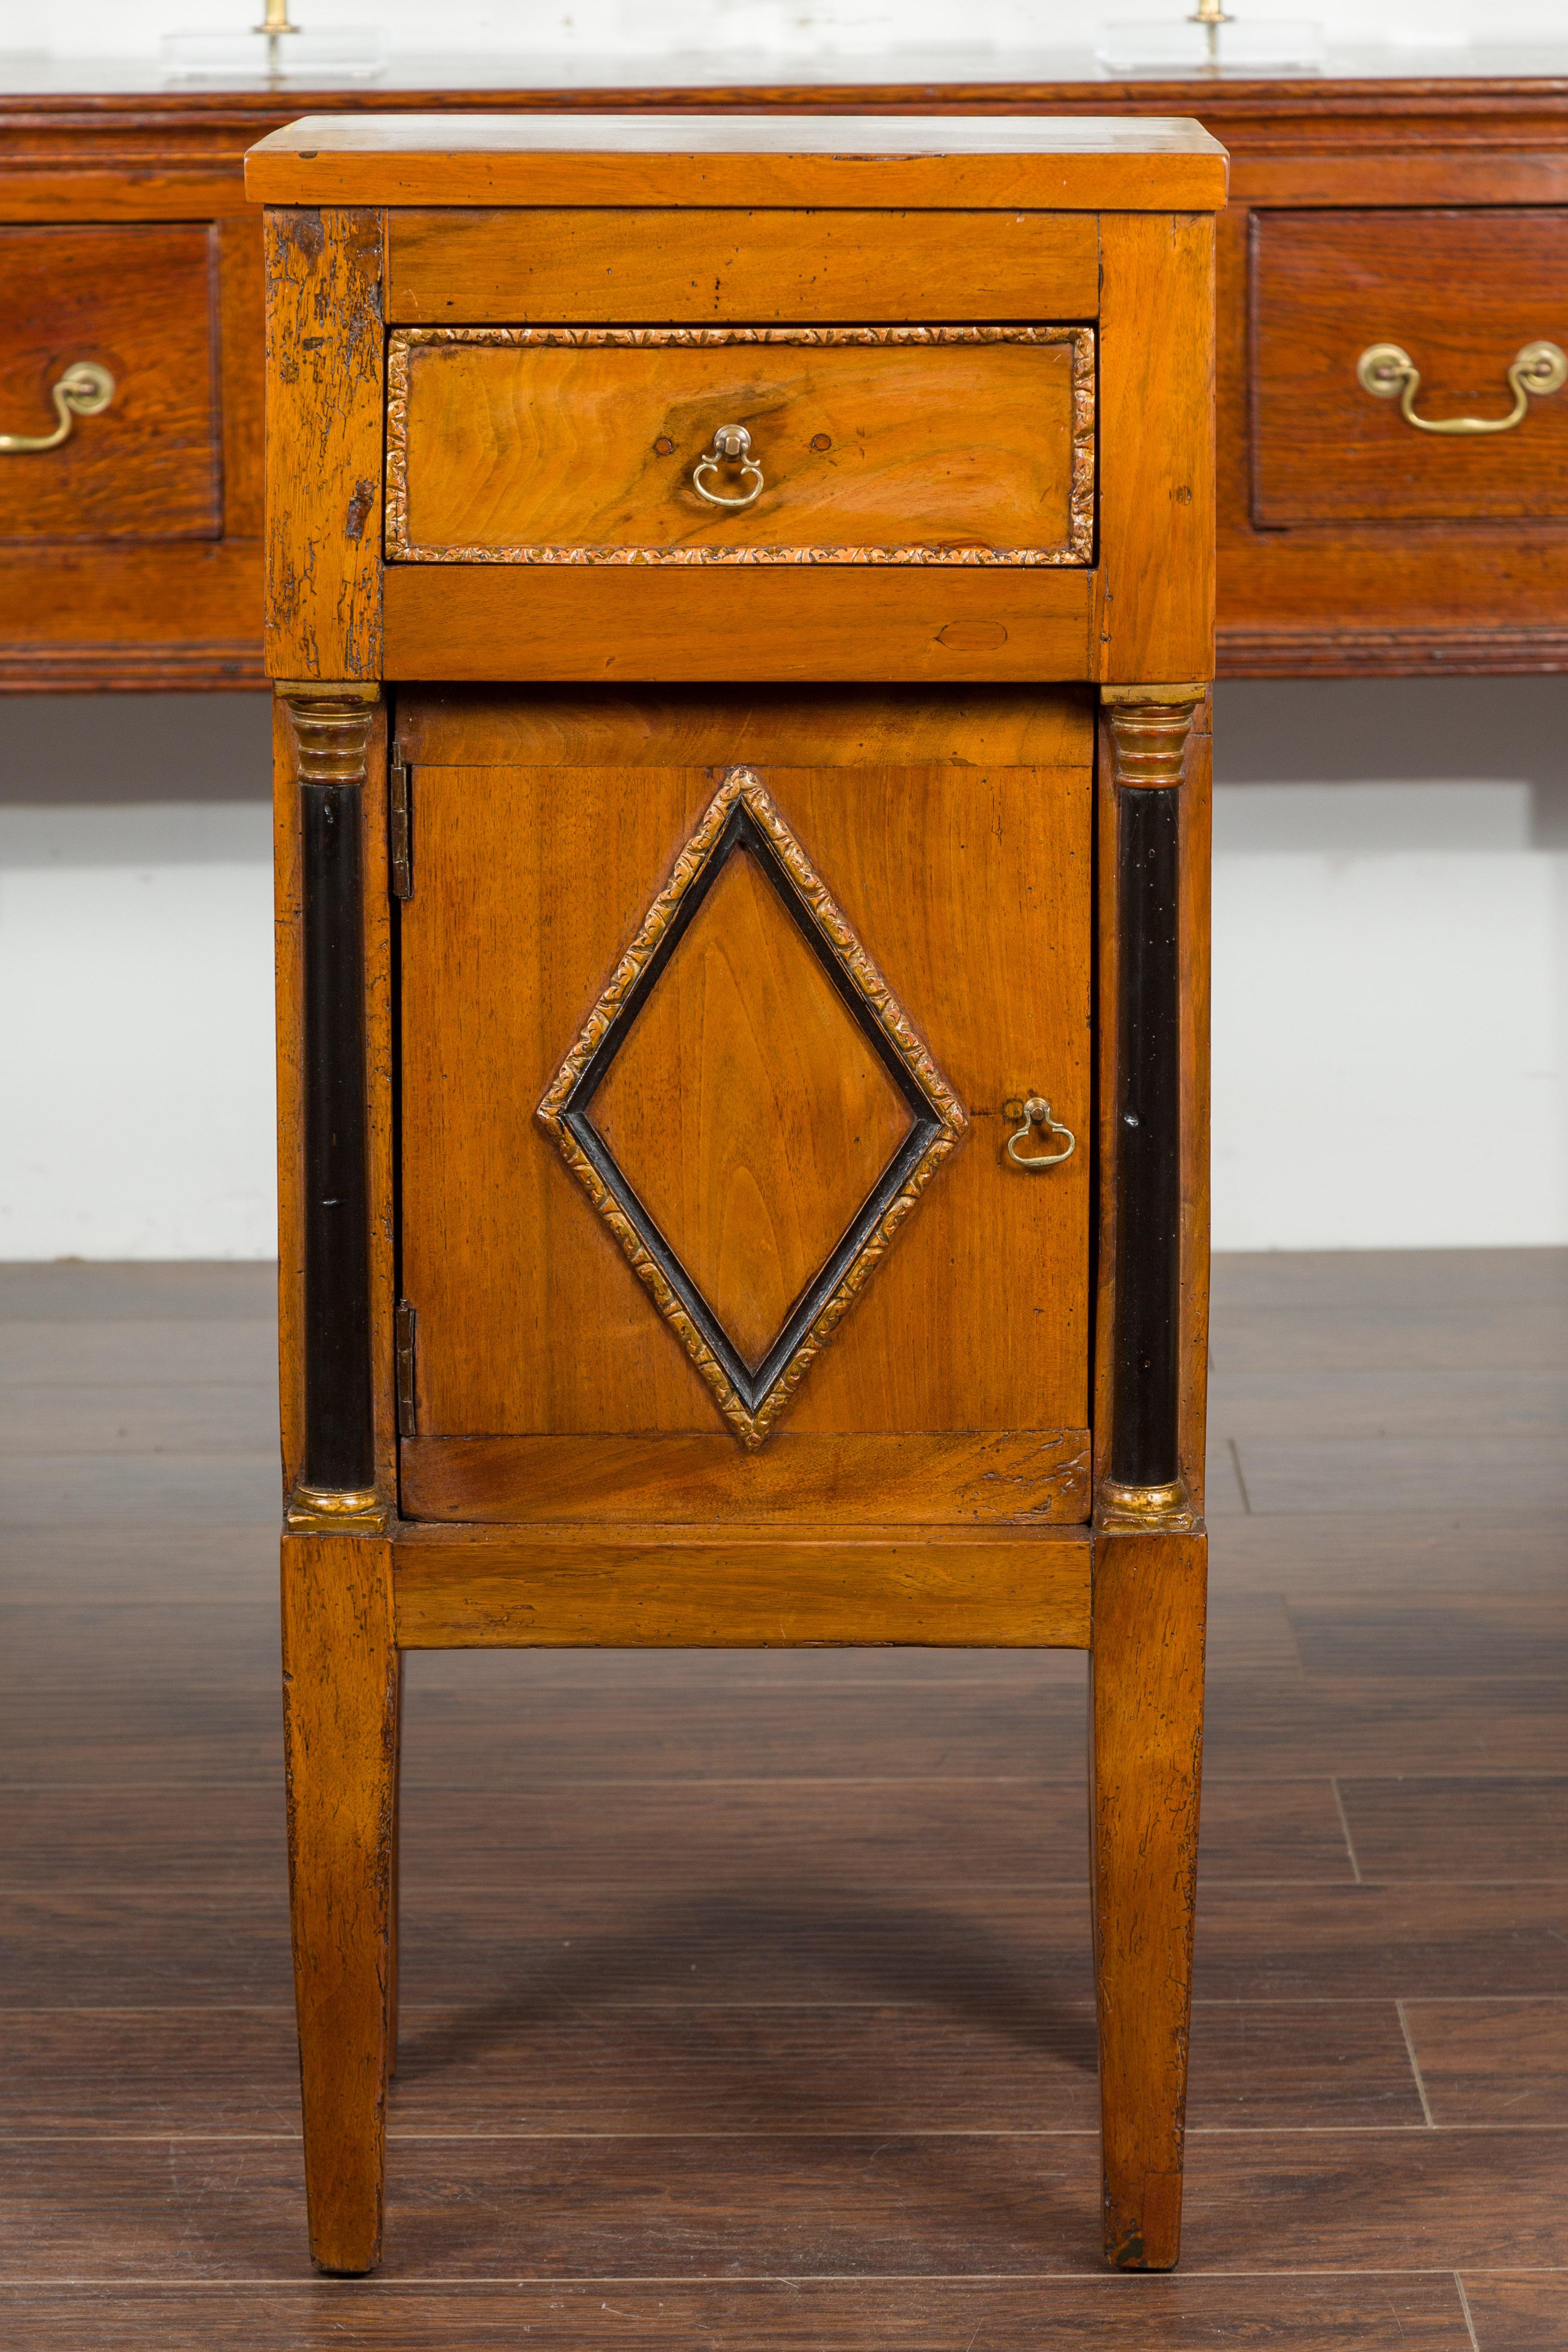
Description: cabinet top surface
xmin=246 ymin=108 xmax=1228 ymax=208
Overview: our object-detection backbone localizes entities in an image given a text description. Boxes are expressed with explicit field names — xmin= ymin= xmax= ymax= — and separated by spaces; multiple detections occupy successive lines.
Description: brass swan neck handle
xmin=0 ymin=361 xmax=115 ymax=455
xmin=1357 ymin=339 xmax=1567 ymax=436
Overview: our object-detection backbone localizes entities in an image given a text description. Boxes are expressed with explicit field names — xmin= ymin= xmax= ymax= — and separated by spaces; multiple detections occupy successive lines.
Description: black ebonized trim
xmin=301 ymin=779 xmax=375 ymax=1492
xmin=560 ymin=800 xmax=941 ymax=1414
xmin=1110 ymin=785 xmax=1181 ymax=1489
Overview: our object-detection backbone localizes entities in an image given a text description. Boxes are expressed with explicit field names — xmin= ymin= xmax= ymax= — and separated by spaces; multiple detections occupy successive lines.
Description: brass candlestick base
xmin=1096 ymin=4 xmax=1322 ymax=72
xmin=255 ymin=0 xmax=299 ymax=77
xmin=162 ymin=4 xmax=384 ymax=84
xmin=1189 ymin=0 xmax=1232 ymax=67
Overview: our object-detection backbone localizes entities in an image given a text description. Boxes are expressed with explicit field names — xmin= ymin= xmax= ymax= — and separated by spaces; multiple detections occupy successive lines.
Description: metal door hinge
xmin=389 ymin=754 xmax=413 ymax=899
xmin=395 ymin=1299 xmax=418 ymax=1437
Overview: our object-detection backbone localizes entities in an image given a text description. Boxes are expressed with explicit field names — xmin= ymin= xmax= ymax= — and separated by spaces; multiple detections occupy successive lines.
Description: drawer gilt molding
xmin=385 ymin=323 xmax=1095 ymax=567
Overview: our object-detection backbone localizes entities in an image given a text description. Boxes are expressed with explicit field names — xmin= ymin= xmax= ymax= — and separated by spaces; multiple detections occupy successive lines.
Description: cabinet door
xmin=397 ymin=687 xmax=1092 ymax=1526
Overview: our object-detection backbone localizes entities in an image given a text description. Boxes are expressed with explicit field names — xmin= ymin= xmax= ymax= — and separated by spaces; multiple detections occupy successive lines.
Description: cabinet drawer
xmin=0 ymin=225 xmax=219 ymax=542
xmin=387 ymin=325 xmax=1094 ymax=566
xmin=1252 ymin=209 xmax=1568 ymax=526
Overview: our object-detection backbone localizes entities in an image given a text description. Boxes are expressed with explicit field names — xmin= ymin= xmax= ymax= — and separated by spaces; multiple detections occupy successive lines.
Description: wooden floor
xmin=2 ymin=1251 xmax=1566 ymax=2347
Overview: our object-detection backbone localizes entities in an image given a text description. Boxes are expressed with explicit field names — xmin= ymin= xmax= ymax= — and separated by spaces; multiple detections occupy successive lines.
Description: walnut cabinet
xmin=251 ymin=112 xmax=1225 ymax=2278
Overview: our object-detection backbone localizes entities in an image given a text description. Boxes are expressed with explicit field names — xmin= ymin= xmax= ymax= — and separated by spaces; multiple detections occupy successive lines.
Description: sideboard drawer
xmin=387 ymin=325 xmax=1094 ymax=566
xmin=0 ymin=225 xmax=220 ymax=543
xmin=1252 ymin=208 xmax=1568 ymax=526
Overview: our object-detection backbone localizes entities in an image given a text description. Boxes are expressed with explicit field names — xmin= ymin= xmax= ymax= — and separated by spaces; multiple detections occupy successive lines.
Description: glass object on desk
xmin=162 ymin=0 xmax=385 ymax=81
xmin=1096 ymin=0 xmax=1323 ymax=73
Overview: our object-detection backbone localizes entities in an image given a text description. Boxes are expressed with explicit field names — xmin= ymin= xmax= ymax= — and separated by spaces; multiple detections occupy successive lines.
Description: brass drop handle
xmin=692 ymin=424 xmax=765 ymax=508
xmin=1356 ymin=339 xmax=1568 ymax=436
xmin=1005 ymin=1095 xmax=1076 ymax=1172
xmin=0 ymin=360 xmax=115 ymax=455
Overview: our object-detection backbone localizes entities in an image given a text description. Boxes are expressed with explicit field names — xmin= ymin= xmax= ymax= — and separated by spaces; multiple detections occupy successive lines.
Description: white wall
xmin=10 ymin=0 xmax=1568 ymax=62
xmin=0 ymin=698 xmax=276 ymax=1259
xmin=1213 ymin=682 xmax=1568 ymax=1251
xmin=2 ymin=681 xmax=1565 ymax=1258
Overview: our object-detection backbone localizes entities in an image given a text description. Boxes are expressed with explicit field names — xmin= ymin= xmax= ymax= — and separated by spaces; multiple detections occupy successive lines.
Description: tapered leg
xmin=1089 ymin=1527 xmax=1207 ymax=2269
xmin=281 ymin=1528 xmax=398 ymax=2274
xmin=388 ymin=1651 xmax=404 ymax=2080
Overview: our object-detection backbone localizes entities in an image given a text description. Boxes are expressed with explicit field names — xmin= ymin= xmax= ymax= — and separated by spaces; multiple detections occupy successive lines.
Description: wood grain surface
xmin=1090 ymin=1528 xmax=1207 ymax=2269
xmin=397 ymin=733 xmax=1091 ymax=1443
xmin=392 ymin=1522 xmax=1093 ymax=1649
xmin=0 ymin=542 xmax=264 ymax=690
xmin=0 ymin=2283 xmax=1489 ymax=2350
xmin=244 ymin=113 xmax=1229 ymax=212
xmin=279 ymin=1529 xmax=398 ymax=2273
xmin=394 ymin=682 xmax=1095 ymax=770
xmin=394 ymin=332 xmax=1085 ymax=563
xmin=585 ymin=843 xmax=913 ymax=1368
xmin=1096 ymin=211 xmax=1216 ymax=685
xmin=1253 ymin=208 xmax=1568 ymax=525
xmin=263 ymin=207 xmax=383 ymax=682
xmin=1215 ymin=190 xmax=1568 ymax=677
xmin=399 ymin=1430 xmax=1091 ymax=1523
xmin=0 ymin=224 xmax=219 ymax=541
xmin=387 ymin=206 xmax=1100 ymax=325
xmin=382 ymin=562 xmax=1096 ymax=682
xmin=4 ymin=2126 xmax=1566 ymax=2278
xmin=1402 ymin=1998 xmax=1568 ymax=2128
xmin=215 ymin=212 xmax=264 ymax=543
xmin=0 ymin=1775 xmax=1359 ymax=1894
xmin=0 ymin=1995 xmax=1432 ymax=2134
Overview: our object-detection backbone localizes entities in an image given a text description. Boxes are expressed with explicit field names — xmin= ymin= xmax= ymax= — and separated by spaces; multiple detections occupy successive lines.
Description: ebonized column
xmin=279 ymin=682 xmax=383 ymax=1532
xmin=1097 ymin=689 xmax=1202 ymax=1535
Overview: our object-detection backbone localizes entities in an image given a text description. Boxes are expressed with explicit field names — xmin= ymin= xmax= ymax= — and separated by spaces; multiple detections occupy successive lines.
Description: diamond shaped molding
xmin=536 ymin=767 xmax=967 ymax=1448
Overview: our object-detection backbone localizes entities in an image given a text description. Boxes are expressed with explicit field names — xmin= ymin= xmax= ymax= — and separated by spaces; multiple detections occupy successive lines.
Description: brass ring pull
xmin=0 ymin=360 xmax=115 ymax=455
xmin=1005 ymin=1095 xmax=1076 ymax=1172
xmin=1356 ymin=339 xmax=1568 ymax=436
xmin=692 ymin=424 xmax=765 ymax=508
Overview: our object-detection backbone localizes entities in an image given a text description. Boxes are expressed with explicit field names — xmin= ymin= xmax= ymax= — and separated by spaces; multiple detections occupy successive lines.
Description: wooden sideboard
xmin=4 ymin=61 xmax=1568 ymax=686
